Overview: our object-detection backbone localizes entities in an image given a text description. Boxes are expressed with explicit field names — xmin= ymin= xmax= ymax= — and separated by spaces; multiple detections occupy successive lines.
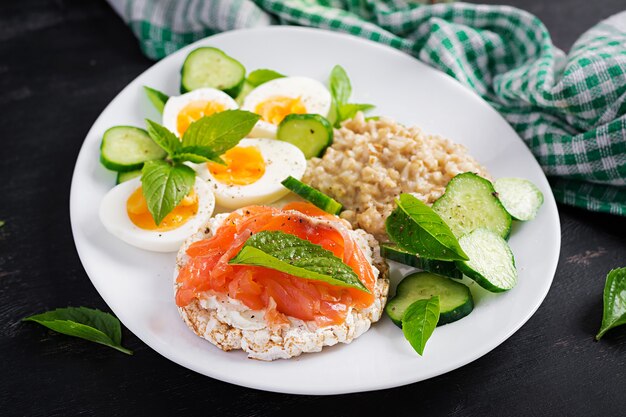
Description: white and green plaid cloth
xmin=108 ymin=0 xmax=626 ymax=216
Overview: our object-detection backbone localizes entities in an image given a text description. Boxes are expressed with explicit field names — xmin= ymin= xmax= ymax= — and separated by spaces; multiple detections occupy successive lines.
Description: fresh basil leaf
xmin=329 ymin=65 xmax=351 ymax=105
xmin=144 ymin=86 xmax=169 ymax=114
xmin=229 ymin=230 xmax=370 ymax=293
xmin=173 ymin=146 xmax=224 ymax=164
xmin=596 ymin=267 xmax=626 ymax=340
xmin=145 ymin=119 xmax=180 ymax=156
xmin=329 ymin=66 xmax=374 ymax=125
xmin=386 ymin=194 xmax=469 ymax=261
xmin=0 ymin=220 xmax=5 ymax=228
xmin=141 ymin=161 xmax=195 ymax=225
xmin=402 ymin=296 xmax=440 ymax=356
xmin=23 ymin=307 xmax=132 ymax=355
xmin=247 ymin=69 xmax=285 ymax=87
xmin=181 ymin=110 xmax=260 ymax=154
xmin=338 ymin=103 xmax=375 ymax=122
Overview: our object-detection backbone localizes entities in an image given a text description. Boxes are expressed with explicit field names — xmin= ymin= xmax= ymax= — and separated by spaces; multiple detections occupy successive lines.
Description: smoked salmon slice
xmin=176 ymin=203 xmax=376 ymax=327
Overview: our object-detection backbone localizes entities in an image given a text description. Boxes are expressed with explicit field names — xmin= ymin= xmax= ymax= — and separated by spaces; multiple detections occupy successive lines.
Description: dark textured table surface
xmin=2 ymin=1 xmax=626 ymax=416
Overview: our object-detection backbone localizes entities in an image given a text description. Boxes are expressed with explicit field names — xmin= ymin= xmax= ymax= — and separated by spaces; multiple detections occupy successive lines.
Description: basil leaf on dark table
xmin=23 ymin=307 xmax=132 ymax=355
xmin=596 ymin=267 xmax=626 ymax=340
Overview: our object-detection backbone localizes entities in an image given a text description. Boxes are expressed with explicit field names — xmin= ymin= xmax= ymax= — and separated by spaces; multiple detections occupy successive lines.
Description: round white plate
xmin=70 ymin=27 xmax=560 ymax=395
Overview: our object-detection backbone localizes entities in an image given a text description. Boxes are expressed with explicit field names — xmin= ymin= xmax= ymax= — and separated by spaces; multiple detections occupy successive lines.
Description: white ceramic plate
xmin=70 ymin=27 xmax=560 ymax=395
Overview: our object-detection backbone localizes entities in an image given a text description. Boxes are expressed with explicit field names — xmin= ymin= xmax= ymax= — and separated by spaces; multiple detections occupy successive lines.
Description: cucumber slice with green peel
xmin=100 ymin=126 xmax=167 ymax=172
xmin=277 ymin=114 xmax=334 ymax=159
xmin=116 ymin=169 xmax=142 ymax=185
xmin=433 ymin=172 xmax=512 ymax=239
xmin=180 ymin=47 xmax=245 ymax=97
xmin=385 ymin=272 xmax=474 ymax=327
xmin=380 ymin=243 xmax=462 ymax=280
xmin=494 ymin=177 xmax=544 ymax=221
xmin=281 ymin=176 xmax=342 ymax=215
xmin=456 ymin=228 xmax=517 ymax=292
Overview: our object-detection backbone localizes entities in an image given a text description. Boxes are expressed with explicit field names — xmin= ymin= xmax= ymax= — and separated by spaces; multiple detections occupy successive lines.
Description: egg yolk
xmin=255 ymin=96 xmax=306 ymax=125
xmin=177 ymin=100 xmax=226 ymax=135
xmin=127 ymin=187 xmax=198 ymax=231
xmin=207 ymin=146 xmax=265 ymax=186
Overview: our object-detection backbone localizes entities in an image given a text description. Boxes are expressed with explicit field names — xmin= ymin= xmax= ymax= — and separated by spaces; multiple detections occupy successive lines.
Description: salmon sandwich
xmin=174 ymin=202 xmax=389 ymax=360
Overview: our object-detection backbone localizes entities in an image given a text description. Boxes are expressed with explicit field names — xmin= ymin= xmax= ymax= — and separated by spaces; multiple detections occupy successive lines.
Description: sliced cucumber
xmin=116 ymin=169 xmax=142 ymax=185
xmin=494 ymin=177 xmax=544 ymax=221
xmin=99 ymin=126 xmax=167 ymax=172
xmin=281 ymin=176 xmax=342 ymax=215
xmin=180 ymin=47 xmax=245 ymax=97
xmin=433 ymin=172 xmax=512 ymax=239
xmin=143 ymin=86 xmax=169 ymax=114
xmin=385 ymin=272 xmax=473 ymax=327
xmin=380 ymin=244 xmax=462 ymax=280
xmin=456 ymin=228 xmax=517 ymax=292
xmin=277 ymin=114 xmax=333 ymax=159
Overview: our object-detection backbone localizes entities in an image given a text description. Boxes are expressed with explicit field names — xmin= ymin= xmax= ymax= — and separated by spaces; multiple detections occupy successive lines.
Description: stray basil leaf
xmin=145 ymin=119 xmax=181 ymax=157
xmin=402 ymin=296 xmax=440 ymax=356
xmin=386 ymin=194 xmax=469 ymax=261
xmin=0 ymin=220 xmax=5 ymax=228
xmin=329 ymin=65 xmax=351 ymax=105
xmin=247 ymin=69 xmax=286 ymax=87
xmin=181 ymin=110 xmax=260 ymax=153
xmin=141 ymin=161 xmax=195 ymax=225
xmin=144 ymin=86 xmax=169 ymax=114
xmin=596 ymin=267 xmax=626 ymax=340
xmin=229 ymin=230 xmax=370 ymax=293
xmin=23 ymin=307 xmax=132 ymax=355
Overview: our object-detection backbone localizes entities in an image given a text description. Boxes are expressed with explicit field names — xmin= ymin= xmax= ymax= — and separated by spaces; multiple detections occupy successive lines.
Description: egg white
xmin=194 ymin=138 xmax=307 ymax=209
xmin=99 ymin=177 xmax=215 ymax=252
xmin=163 ymin=88 xmax=239 ymax=137
xmin=241 ymin=76 xmax=332 ymax=139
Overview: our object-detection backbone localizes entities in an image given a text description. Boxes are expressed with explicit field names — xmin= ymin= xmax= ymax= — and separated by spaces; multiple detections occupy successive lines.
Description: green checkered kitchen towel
xmin=108 ymin=0 xmax=626 ymax=216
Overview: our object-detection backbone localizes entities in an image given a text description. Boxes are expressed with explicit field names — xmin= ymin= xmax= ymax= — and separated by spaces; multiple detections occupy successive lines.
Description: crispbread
xmin=175 ymin=210 xmax=389 ymax=361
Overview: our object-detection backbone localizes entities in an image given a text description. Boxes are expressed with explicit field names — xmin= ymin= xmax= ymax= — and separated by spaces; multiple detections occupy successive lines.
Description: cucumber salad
xmin=383 ymin=173 xmax=543 ymax=354
xmin=96 ymin=45 xmax=543 ymax=358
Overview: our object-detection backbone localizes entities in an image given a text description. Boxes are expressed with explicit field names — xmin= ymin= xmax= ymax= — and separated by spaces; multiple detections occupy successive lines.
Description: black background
xmin=1 ymin=1 xmax=626 ymax=416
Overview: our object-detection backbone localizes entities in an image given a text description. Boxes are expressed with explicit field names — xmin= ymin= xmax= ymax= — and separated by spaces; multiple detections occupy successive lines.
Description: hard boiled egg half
xmin=241 ymin=76 xmax=332 ymax=138
xmin=99 ymin=177 xmax=215 ymax=252
xmin=194 ymin=138 xmax=306 ymax=209
xmin=163 ymin=88 xmax=239 ymax=137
